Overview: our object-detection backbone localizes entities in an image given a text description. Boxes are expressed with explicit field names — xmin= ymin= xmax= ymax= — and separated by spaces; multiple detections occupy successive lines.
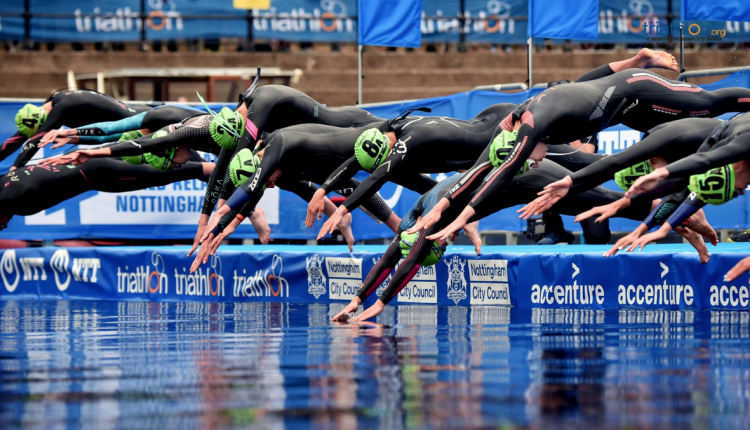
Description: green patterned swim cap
xmin=229 ymin=148 xmax=261 ymax=187
xmin=143 ymin=130 xmax=176 ymax=170
xmin=144 ymin=147 xmax=177 ymax=171
xmin=354 ymin=128 xmax=390 ymax=171
xmin=399 ymin=231 xmax=446 ymax=267
xmin=688 ymin=164 xmax=738 ymax=205
xmin=613 ymin=160 xmax=653 ymax=191
xmin=119 ymin=130 xmax=145 ymax=164
xmin=489 ymin=130 xmax=528 ymax=175
xmin=15 ymin=104 xmax=47 ymax=138
xmin=210 ymin=107 xmax=245 ymax=150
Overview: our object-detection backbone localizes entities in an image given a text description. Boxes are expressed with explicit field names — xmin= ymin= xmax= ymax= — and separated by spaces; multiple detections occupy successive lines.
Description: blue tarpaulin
xmin=682 ymin=0 xmax=750 ymax=22
xmin=358 ymin=0 xmax=423 ymax=48
xmin=528 ymin=0 xmax=599 ymax=40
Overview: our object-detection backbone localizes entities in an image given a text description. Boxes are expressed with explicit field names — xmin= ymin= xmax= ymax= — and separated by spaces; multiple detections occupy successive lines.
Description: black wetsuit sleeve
xmin=237 ymin=193 xmax=264 ymax=219
xmin=468 ymin=127 xmax=537 ymax=212
xmin=665 ymin=134 xmax=750 ymax=179
xmin=107 ymin=123 xmax=210 ymax=157
xmin=546 ymin=145 xmax=606 ymax=172
xmin=442 ymin=143 xmax=495 ymax=203
xmin=90 ymin=161 xmax=208 ymax=192
xmin=391 ymin=173 xmax=439 ymax=194
xmin=355 ymin=235 xmax=403 ymax=302
xmin=277 ymin=178 xmax=320 ymax=202
xmin=202 ymin=149 xmax=233 ymax=214
xmin=574 ymin=64 xmax=615 ymax=83
xmin=339 ymin=148 xmax=410 ymax=213
xmin=321 ymin=156 xmax=362 ymax=194
xmin=664 ymin=193 xmax=706 ymax=228
xmin=332 ymin=177 xmax=395 ymax=223
xmin=0 ymin=131 xmax=27 ymax=163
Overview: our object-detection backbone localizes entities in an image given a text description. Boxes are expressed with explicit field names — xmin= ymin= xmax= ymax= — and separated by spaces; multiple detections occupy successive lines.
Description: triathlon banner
xmin=1 ymin=243 xmax=750 ymax=311
xmin=1 ymin=0 xmax=749 ymax=43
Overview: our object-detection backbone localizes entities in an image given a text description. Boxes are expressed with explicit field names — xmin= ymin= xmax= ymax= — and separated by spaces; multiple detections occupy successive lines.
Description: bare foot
xmin=636 ymin=48 xmax=679 ymax=72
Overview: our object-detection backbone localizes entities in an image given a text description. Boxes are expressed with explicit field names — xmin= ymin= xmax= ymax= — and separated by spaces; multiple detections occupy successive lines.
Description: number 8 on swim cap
xmin=688 ymin=164 xmax=738 ymax=205
xmin=489 ymin=130 xmax=529 ymax=175
xmin=210 ymin=107 xmax=245 ymax=150
xmin=15 ymin=104 xmax=47 ymax=138
xmin=354 ymin=128 xmax=389 ymax=171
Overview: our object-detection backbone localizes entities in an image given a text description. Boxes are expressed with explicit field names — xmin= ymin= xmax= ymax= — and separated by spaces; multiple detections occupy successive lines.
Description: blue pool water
xmin=1 ymin=300 xmax=750 ymax=429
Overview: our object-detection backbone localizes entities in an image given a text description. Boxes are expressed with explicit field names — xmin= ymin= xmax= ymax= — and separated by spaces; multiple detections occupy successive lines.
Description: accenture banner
xmin=1 ymin=244 xmax=749 ymax=311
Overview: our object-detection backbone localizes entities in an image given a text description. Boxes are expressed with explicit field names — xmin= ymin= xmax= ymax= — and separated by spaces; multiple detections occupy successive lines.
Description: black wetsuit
xmin=222 ymin=123 xmax=437 ymax=223
xmin=0 ymin=158 xmax=208 ymax=217
xmin=446 ymin=69 xmax=750 ymax=219
xmin=2 ymin=89 xmax=150 ymax=167
xmin=634 ymin=114 xmax=750 ymax=229
xmin=204 ymin=85 xmax=384 ymax=216
xmin=105 ymin=115 xmax=222 ymax=157
xmin=318 ymin=103 xmax=519 ymax=214
xmin=662 ymin=113 xmax=750 ymax=179
xmin=567 ymin=118 xmax=722 ymax=194
xmin=75 ymin=105 xmax=203 ymax=143
xmin=358 ymin=160 xmax=654 ymax=306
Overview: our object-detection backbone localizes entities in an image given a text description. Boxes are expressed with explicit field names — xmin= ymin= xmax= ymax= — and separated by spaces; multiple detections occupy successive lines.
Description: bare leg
xmin=610 ymin=48 xmax=678 ymax=73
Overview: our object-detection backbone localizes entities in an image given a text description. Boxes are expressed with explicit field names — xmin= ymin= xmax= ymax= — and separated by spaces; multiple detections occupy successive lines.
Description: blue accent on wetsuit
xmin=398 ymin=175 xmax=461 ymax=231
xmin=77 ymin=112 xmax=147 ymax=143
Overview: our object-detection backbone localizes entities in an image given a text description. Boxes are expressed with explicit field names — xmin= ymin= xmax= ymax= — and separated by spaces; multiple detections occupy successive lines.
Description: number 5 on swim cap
xmin=489 ymin=130 xmax=529 ymax=175
xmin=688 ymin=164 xmax=738 ymax=205
xmin=354 ymin=128 xmax=389 ymax=171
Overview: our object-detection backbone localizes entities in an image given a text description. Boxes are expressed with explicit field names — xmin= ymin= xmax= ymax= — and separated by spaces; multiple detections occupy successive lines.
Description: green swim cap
xmin=229 ymin=148 xmax=261 ymax=187
xmin=142 ymin=130 xmax=176 ymax=170
xmin=210 ymin=107 xmax=245 ymax=150
xmin=613 ymin=160 xmax=653 ymax=191
xmin=119 ymin=130 xmax=145 ymax=164
xmin=119 ymin=130 xmax=144 ymax=142
xmin=489 ymin=130 xmax=528 ymax=175
xmin=688 ymin=164 xmax=738 ymax=205
xmin=144 ymin=147 xmax=177 ymax=171
xmin=399 ymin=231 xmax=446 ymax=267
xmin=15 ymin=104 xmax=47 ymax=138
xmin=354 ymin=128 xmax=389 ymax=171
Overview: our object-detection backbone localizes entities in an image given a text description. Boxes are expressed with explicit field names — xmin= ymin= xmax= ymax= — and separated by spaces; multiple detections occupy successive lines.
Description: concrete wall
xmin=1 ymin=49 xmax=748 ymax=105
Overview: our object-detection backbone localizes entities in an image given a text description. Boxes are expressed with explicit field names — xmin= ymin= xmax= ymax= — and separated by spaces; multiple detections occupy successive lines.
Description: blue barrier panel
xmin=1 ymin=244 xmax=750 ymax=311
xmin=2 ymin=0 xmax=750 ymax=43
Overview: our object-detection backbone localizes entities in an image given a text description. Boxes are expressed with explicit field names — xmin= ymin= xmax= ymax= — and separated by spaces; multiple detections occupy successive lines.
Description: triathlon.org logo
xmin=175 ymin=254 xmax=225 ymax=296
xmin=117 ymin=252 xmax=168 ymax=294
xmin=0 ymin=250 xmax=20 ymax=293
xmin=306 ymin=254 xmax=326 ymax=299
xmin=373 ymin=256 xmax=391 ymax=297
xmin=643 ymin=21 xmax=726 ymax=42
xmin=233 ymin=254 xmax=289 ymax=298
xmin=445 ymin=255 xmax=468 ymax=305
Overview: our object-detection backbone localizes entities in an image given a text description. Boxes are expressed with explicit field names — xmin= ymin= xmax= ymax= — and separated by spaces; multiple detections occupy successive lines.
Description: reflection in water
xmin=1 ymin=301 xmax=750 ymax=428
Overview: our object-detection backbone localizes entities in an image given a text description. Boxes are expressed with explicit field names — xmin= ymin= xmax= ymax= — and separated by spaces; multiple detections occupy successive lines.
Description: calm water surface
xmin=1 ymin=300 xmax=750 ymax=429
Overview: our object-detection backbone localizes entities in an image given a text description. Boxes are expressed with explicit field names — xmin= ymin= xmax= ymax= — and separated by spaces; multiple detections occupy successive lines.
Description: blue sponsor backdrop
xmin=1 ymin=0 xmax=749 ymax=43
xmin=1 ymin=69 xmax=750 ymax=240
xmin=1 ymin=243 xmax=750 ymax=311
